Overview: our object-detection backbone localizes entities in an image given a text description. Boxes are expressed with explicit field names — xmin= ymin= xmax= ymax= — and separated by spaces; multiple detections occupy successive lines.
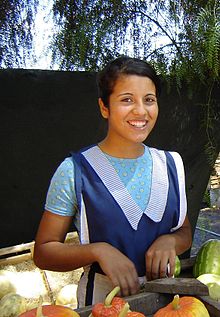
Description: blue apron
xmin=71 ymin=145 xmax=187 ymax=306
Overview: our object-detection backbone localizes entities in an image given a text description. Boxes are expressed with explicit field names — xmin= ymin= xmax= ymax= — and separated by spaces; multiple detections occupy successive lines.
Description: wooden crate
xmin=0 ymin=241 xmax=220 ymax=316
xmin=76 ymin=258 xmax=220 ymax=317
xmin=76 ymin=291 xmax=220 ymax=317
xmin=0 ymin=233 xmax=82 ymax=309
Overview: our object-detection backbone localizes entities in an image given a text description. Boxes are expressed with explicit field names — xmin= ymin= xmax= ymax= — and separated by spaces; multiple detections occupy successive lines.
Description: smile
xmin=128 ymin=120 xmax=147 ymax=128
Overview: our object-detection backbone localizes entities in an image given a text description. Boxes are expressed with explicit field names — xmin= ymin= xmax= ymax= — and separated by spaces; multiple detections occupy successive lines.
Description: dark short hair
xmin=97 ymin=56 xmax=161 ymax=106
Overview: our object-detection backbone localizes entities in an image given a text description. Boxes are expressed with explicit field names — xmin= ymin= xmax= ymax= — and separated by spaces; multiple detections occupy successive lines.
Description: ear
xmin=98 ymin=98 xmax=109 ymax=119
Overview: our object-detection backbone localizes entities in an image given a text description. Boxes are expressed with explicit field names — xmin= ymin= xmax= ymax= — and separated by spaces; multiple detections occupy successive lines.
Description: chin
xmin=134 ymin=133 xmax=151 ymax=143
xmin=131 ymin=137 xmax=148 ymax=144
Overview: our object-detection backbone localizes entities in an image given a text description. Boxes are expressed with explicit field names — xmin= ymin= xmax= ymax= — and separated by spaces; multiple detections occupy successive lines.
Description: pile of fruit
xmin=0 ymin=269 xmax=78 ymax=317
xmin=89 ymin=286 xmax=210 ymax=317
xmin=0 ymin=238 xmax=220 ymax=316
xmin=0 ymin=282 xmax=211 ymax=316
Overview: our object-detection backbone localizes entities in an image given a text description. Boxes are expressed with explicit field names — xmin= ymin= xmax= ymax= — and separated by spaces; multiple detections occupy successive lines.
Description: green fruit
xmin=174 ymin=255 xmax=181 ymax=277
xmin=208 ymin=282 xmax=220 ymax=301
xmin=197 ymin=273 xmax=220 ymax=285
xmin=193 ymin=239 xmax=220 ymax=278
xmin=197 ymin=273 xmax=220 ymax=301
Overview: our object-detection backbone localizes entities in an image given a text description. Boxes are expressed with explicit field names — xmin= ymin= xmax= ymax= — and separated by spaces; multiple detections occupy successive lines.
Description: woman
xmin=33 ymin=56 xmax=192 ymax=307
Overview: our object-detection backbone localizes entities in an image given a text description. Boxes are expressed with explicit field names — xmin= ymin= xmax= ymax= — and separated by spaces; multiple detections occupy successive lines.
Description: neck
xmin=98 ymin=140 xmax=145 ymax=159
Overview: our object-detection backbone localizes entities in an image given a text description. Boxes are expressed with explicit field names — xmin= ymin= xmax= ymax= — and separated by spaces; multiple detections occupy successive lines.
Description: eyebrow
xmin=117 ymin=92 xmax=157 ymax=97
xmin=146 ymin=93 xmax=157 ymax=97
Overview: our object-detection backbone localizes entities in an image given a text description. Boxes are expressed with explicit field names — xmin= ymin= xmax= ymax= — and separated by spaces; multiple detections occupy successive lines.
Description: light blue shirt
xmin=45 ymin=147 xmax=153 ymax=215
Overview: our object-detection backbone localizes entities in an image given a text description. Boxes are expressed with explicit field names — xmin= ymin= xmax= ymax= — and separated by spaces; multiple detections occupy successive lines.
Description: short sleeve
xmin=45 ymin=157 xmax=77 ymax=216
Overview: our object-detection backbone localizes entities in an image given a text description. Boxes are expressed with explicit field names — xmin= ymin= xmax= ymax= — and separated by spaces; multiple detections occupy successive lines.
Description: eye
xmin=145 ymin=96 xmax=157 ymax=104
xmin=121 ymin=97 xmax=133 ymax=103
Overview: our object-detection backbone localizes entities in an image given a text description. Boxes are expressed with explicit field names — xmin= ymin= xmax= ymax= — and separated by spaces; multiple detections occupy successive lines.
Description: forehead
xmin=112 ymin=74 xmax=156 ymax=93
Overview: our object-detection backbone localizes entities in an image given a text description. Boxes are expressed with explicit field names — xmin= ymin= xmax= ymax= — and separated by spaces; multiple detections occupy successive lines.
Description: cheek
xmin=109 ymin=107 xmax=127 ymax=119
xmin=149 ymin=105 xmax=159 ymax=119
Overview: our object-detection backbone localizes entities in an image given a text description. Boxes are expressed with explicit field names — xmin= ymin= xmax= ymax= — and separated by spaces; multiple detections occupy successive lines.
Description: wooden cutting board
xmin=144 ymin=278 xmax=209 ymax=295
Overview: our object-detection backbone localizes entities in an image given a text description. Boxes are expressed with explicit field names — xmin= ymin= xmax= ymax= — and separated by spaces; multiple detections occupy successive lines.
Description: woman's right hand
xmin=34 ymin=211 xmax=140 ymax=297
xmin=93 ymin=242 xmax=140 ymax=297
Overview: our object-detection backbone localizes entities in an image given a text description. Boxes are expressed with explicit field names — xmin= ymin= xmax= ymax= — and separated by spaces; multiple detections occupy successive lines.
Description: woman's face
xmin=99 ymin=74 xmax=158 ymax=147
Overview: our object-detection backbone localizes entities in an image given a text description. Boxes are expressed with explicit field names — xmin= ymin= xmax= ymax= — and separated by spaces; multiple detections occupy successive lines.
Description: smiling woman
xmin=98 ymin=75 xmax=158 ymax=157
xmin=33 ymin=56 xmax=192 ymax=308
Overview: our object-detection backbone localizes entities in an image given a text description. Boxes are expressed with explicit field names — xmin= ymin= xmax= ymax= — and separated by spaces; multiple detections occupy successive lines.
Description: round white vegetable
xmin=197 ymin=273 xmax=220 ymax=301
xmin=208 ymin=282 xmax=220 ymax=301
xmin=0 ymin=276 xmax=16 ymax=300
xmin=197 ymin=273 xmax=220 ymax=285
xmin=55 ymin=284 xmax=78 ymax=308
xmin=0 ymin=292 xmax=26 ymax=317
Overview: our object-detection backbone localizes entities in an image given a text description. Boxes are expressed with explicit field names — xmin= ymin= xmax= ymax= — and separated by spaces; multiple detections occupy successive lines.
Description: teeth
xmin=128 ymin=120 xmax=146 ymax=127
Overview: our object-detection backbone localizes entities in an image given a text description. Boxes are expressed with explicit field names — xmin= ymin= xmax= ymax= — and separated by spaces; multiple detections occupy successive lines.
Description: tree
xmin=51 ymin=0 xmax=220 ymax=75
xmin=52 ymin=0 xmax=220 ymax=163
xmin=0 ymin=0 xmax=38 ymax=68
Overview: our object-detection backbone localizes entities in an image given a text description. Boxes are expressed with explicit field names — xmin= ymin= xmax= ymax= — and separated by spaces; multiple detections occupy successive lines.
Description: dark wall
xmin=0 ymin=69 xmax=102 ymax=248
xmin=146 ymin=82 xmax=220 ymax=258
xmin=1 ymin=69 xmax=220 ymax=253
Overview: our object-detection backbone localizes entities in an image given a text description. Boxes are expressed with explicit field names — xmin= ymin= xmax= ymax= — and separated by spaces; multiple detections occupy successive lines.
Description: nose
xmin=132 ymin=100 xmax=147 ymax=115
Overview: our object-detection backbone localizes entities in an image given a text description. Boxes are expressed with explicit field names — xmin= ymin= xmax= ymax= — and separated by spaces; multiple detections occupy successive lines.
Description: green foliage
xmin=166 ymin=1 xmax=220 ymax=85
xmin=50 ymin=0 xmax=220 ymax=162
xmin=51 ymin=0 xmax=220 ymax=79
xmin=52 ymin=0 xmax=153 ymax=70
xmin=198 ymin=5 xmax=220 ymax=79
xmin=203 ymin=189 xmax=211 ymax=208
xmin=0 ymin=0 xmax=38 ymax=68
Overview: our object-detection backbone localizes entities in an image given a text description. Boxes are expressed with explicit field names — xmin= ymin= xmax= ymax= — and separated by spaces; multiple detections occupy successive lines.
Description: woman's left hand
xmin=145 ymin=234 xmax=176 ymax=280
xmin=145 ymin=215 xmax=192 ymax=280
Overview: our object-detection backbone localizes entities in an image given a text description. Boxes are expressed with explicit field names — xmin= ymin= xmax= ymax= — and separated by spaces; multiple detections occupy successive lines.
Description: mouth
xmin=127 ymin=120 xmax=147 ymax=128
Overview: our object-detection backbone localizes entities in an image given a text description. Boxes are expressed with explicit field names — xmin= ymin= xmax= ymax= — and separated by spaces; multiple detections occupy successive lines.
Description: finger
xmin=108 ymin=270 xmax=132 ymax=296
xmin=151 ymin=257 xmax=161 ymax=280
xmin=114 ymin=275 xmax=130 ymax=297
xmin=168 ymin=256 xmax=176 ymax=277
xmin=117 ymin=269 xmax=140 ymax=297
xmin=125 ymin=270 xmax=140 ymax=295
xmin=146 ymin=256 xmax=153 ymax=280
xmin=159 ymin=257 xmax=169 ymax=278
